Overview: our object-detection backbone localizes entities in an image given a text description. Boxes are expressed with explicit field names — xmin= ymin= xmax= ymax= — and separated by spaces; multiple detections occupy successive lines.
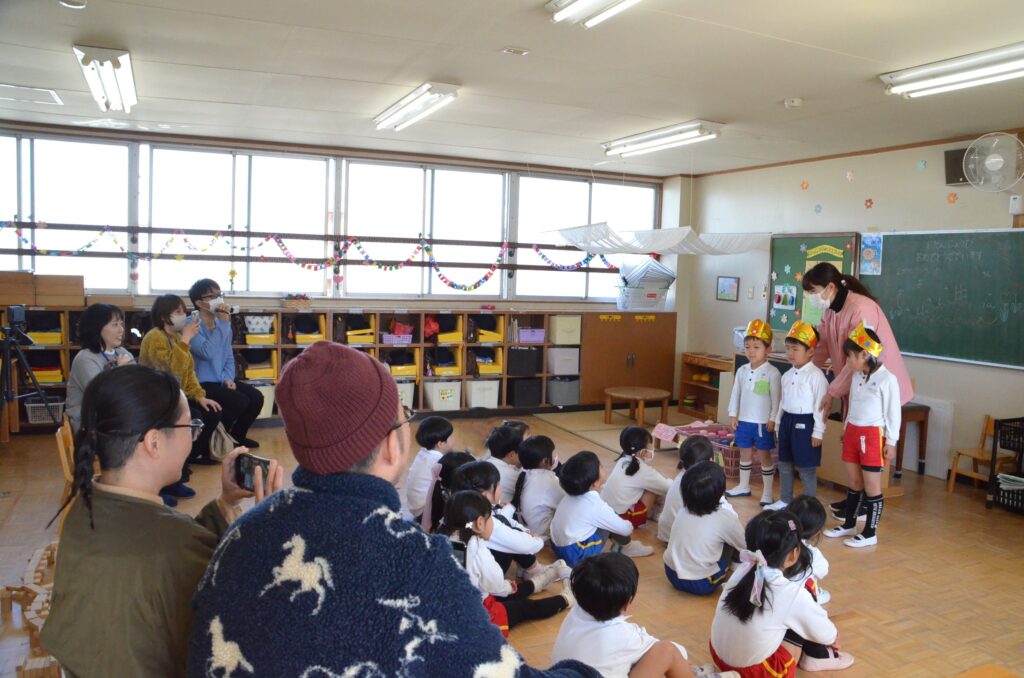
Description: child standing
xmin=484 ymin=424 xmax=524 ymax=504
xmin=767 ymin=321 xmax=828 ymax=510
xmin=825 ymin=323 xmax=900 ymax=548
xmin=511 ymin=435 xmax=566 ymax=539
xmin=786 ymin=495 xmax=830 ymax=604
xmin=664 ymin=462 xmax=746 ymax=596
xmin=550 ymin=452 xmax=654 ymax=565
xmin=402 ymin=416 xmax=454 ymax=521
xmin=658 ymin=436 xmax=717 ymax=543
xmin=601 ymin=427 xmax=672 ymax=528
xmin=710 ymin=510 xmax=854 ymax=675
xmin=726 ymin=319 xmax=782 ymax=506
xmin=444 ymin=490 xmax=571 ymax=637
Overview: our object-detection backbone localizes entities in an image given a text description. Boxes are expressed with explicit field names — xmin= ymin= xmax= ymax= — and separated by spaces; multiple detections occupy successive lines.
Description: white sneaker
xmin=522 ymin=561 xmax=545 ymax=578
xmin=619 ymin=540 xmax=655 ymax=558
xmin=844 ymin=534 xmax=878 ymax=548
xmin=759 ymin=495 xmax=773 ymax=507
xmin=725 ymin=486 xmax=752 ymax=497
xmin=824 ymin=526 xmax=857 ymax=538
xmin=764 ymin=500 xmax=788 ymax=511
xmin=693 ymin=665 xmax=740 ymax=678
xmin=528 ymin=564 xmax=561 ymax=592
xmin=799 ymin=650 xmax=855 ymax=671
xmin=817 ymin=586 xmax=831 ymax=605
xmin=560 ymin=578 xmax=575 ymax=608
xmin=550 ymin=559 xmax=573 ymax=580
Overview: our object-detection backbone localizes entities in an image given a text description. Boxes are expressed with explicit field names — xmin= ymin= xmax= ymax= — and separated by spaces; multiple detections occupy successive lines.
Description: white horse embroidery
xmin=200 ymin=525 xmax=242 ymax=590
xmin=260 ymin=534 xmax=334 ymax=615
xmin=206 ymin=616 xmax=254 ymax=677
xmin=363 ymin=506 xmax=432 ymax=548
xmin=473 ymin=645 xmax=523 ymax=678
xmin=300 ymin=664 xmax=384 ymax=678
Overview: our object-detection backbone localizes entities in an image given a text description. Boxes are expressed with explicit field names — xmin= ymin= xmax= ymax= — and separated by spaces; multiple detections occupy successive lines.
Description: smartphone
xmin=190 ymin=310 xmax=200 ymax=323
xmin=234 ymin=452 xmax=272 ymax=492
xmin=230 ymin=304 xmax=240 ymax=315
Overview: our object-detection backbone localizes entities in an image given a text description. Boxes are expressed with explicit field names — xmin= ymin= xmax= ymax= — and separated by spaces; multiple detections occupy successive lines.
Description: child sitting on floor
xmin=444 ymin=490 xmax=572 ymax=638
xmin=485 ymin=424 xmax=524 ymax=504
xmin=664 ymin=461 xmax=745 ymax=596
xmin=786 ymin=495 xmax=830 ymax=604
xmin=552 ymin=552 xmax=737 ymax=678
xmin=710 ymin=510 xmax=854 ymax=676
xmin=601 ymin=426 xmax=672 ymax=528
xmin=658 ymin=436 xmax=717 ymax=543
xmin=510 ymin=435 xmax=565 ymax=539
xmin=550 ymin=452 xmax=654 ymax=565
xmin=422 ymin=450 xmax=474 ymax=533
xmin=402 ymin=415 xmax=454 ymax=521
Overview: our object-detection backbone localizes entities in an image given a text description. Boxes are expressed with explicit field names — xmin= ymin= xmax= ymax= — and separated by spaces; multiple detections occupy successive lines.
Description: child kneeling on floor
xmin=664 ymin=461 xmax=745 ymax=595
xmin=601 ymin=426 xmax=672 ymax=528
xmin=550 ymin=452 xmax=654 ymax=566
xmin=552 ymin=552 xmax=738 ymax=678
xmin=445 ymin=490 xmax=572 ymax=637
xmin=658 ymin=436 xmax=717 ymax=543
xmin=710 ymin=510 xmax=854 ymax=676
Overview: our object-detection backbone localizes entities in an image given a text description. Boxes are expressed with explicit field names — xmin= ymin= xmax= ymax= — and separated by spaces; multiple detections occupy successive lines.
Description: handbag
xmin=209 ymin=422 xmax=238 ymax=461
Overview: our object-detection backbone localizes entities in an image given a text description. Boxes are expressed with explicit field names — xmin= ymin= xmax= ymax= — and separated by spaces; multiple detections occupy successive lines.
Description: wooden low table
xmin=896 ymin=403 xmax=930 ymax=478
xmin=604 ymin=387 xmax=671 ymax=430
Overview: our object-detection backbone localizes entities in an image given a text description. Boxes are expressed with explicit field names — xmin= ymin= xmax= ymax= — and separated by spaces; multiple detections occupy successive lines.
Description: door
xmin=580 ymin=312 xmax=676 ymax=403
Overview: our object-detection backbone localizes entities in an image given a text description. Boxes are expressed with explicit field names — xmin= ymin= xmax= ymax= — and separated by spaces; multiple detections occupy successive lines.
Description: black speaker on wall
xmin=945 ymin=148 xmax=969 ymax=186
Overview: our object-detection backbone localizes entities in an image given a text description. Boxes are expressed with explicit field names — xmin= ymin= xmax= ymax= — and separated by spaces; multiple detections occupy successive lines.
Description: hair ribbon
xmin=736 ymin=549 xmax=768 ymax=607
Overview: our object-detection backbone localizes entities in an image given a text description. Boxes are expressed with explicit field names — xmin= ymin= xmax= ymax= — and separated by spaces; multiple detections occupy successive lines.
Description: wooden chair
xmin=54 ymin=415 xmax=75 ymax=534
xmin=947 ymin=415 xmax=1016 ymax=492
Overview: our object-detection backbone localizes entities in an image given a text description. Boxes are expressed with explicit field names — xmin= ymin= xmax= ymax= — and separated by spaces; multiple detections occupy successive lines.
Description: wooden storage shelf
xmin=679 ymin=352 xmax=732 ymax=421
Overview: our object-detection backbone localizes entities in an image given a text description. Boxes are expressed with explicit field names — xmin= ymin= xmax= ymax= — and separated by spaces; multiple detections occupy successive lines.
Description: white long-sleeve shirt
xmin=664 ymin=505 xmax=746 ymax=579
xmin=775 ymin=361 xmax=829 ymax=439
xmin=600 ymin=457 xmax=672 ymax=514
xmin=728 ymin=361 xmax=782 ymax=425
xmin=485 ymin=504 xmax=543 ymax=556
xmin=401 ymin=447 xmax=443 ymax=518
xmin=658 ymin=471 xmax=736 ymax=543
xmin=711 ymin=567 xmax=837 ymax=668
xmin=550 ymin=491 xmax=633 ymax=547
xmin=551 ymin=606 xmax=687 ymax=678
xmin=455 ymin=534 xmax=514 ymax=599
xmin=845 ymin=365 xmax=901 ymax=443
xmin=518 ymin=469 xmax=566 ymax=539
xmin=484 ymin=455 xmax=520 ymax=504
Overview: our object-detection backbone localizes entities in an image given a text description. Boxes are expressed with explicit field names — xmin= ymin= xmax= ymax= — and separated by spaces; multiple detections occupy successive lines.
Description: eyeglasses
xmin=388 ymin=405 xmax=417 ymax=434
xmin=159 ymin=418 xmax=205 ymax=442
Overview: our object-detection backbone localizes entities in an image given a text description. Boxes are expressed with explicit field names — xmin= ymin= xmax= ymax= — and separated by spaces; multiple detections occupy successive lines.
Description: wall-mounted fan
xmin=962 ymin=132 xmax=1024 ymax=192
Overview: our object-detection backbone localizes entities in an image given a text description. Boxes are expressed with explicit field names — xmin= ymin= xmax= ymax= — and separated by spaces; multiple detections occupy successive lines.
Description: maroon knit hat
xmin=275 ymin=341 xmax=400 ymax=475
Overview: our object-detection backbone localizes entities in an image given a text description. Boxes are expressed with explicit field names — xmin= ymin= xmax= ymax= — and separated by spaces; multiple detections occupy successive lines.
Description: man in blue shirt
xmin=189 ymin=278 xmax=264 ymax=448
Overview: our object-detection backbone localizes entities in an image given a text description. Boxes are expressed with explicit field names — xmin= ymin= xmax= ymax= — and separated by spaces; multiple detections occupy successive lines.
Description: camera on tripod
xmin=2 ymin=303 xmax=58 ymax=428
xmin=7 ymin=304 xmax=26 ymax=328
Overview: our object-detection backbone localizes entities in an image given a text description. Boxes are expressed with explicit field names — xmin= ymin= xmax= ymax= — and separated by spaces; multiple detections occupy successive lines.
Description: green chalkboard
xmin=768 ymin=233 xmax=860 ymax=335
xmin=868 ymin=230 xmax=1024 ymax=368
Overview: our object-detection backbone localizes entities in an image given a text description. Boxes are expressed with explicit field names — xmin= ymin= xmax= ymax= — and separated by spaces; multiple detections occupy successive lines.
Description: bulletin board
xmin=767 ymin=233 xmax=860 ymax=335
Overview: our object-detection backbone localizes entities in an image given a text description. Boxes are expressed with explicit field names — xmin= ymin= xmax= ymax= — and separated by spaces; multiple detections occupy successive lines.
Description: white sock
xmin=760 ymin=465 xmax=775 ymax=500
xmin=736 ymin=463 xmax=752 ymax=490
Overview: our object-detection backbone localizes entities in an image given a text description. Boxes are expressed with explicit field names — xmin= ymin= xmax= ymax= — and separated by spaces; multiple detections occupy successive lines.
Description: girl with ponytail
xmin=422 ymin=450 xmax=474 ymax=533
xmin=600 ymin=426 xmax=671 ymax=528
xmin=41 ymin=364 xmax=283 ymax=678
xmin=710 ymin=510 xmax=854 ymax=676
xmin=511 ymin=435 xmax=565 ymax=539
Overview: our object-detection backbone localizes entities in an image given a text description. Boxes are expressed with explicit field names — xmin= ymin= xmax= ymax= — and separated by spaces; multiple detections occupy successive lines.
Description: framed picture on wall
xmin=716 ymin=276 xmax=740 ymax=302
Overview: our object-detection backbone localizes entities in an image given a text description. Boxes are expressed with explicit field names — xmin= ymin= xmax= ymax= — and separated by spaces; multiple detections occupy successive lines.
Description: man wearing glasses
xmin=187 ymin=342 xmax=596 ymax=677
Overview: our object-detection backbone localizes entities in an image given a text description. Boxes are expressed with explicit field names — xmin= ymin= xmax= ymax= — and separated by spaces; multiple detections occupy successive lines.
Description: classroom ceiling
xmin=1 ymin=0 xmax=1024 ymax=177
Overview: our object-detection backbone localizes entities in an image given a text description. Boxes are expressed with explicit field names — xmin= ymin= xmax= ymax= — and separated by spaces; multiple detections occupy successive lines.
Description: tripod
xmin=1 ymin=322 xmax=60 ymax=439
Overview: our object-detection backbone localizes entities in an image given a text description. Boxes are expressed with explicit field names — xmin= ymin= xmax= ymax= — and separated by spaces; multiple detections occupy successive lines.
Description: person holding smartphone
xmin=66 ymin=303 xmax=135 ymax=432
xmin=188 ymin=278 xmax=264 ymax=449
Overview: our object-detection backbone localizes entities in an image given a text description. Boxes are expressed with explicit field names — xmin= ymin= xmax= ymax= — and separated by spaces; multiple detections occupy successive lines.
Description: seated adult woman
xmin=41 ymin=364 xmax=283 ymax=678
xmin=188 ymin=278 xmax=264 ymax=449
xmin=65 ymin=303 xmax=133 ymax=432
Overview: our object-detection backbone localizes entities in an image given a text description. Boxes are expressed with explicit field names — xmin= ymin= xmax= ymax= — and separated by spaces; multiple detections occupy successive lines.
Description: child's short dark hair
xmin=150 ymin=294 xmax=186 ymax=331
xmin=187 ymin=278 xmax=221 ymax=307
xmin=681 ymin=460 xmax=725 ymax=516
xmin=517 ymin=436 xmax=555 ymax=470
xmin=501 ymin=419 xmax=529 ymax=437
xmin=570 ymin=552 xmax=638 ymax=622
xmin=442 ymin=490 xmax=493 ymax=543
xmin=77 ymin=303 xmax=124 ymax=353
xmin=451 ymin=461 xmax=501 ymax=495
xmin=842 ymin=327 xmax=882 ymax=371
xmin=785 ymin=326 xmax=819 ymax=350
xmin=679 ymin=435 xmax=714 ymax=471
xmin=786 ymin=495 xmax=826 ymax=542
xmin=744 ymin=336 xmax=770 ymax=349
xmin=485 ymin=425 xmax=523 ymax=460
xmin=415 ymin=416 xmax=454 ymax=450
xmin=558 ymin=451 xmax=601 ymax=496
xmin=427 ymin=451 xmax=475 ymax=533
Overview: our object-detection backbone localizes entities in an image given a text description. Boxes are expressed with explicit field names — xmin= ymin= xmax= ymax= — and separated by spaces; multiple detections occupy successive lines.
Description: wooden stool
xmin=603 ymin=387 xmax=671 ymax=433
xmin=896 ymin=403 xmax=930 ymax=478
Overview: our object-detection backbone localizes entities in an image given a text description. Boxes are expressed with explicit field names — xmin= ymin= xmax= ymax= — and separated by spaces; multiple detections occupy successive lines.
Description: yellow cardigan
xmin=139 ymin=328 xmax=206 ymax=401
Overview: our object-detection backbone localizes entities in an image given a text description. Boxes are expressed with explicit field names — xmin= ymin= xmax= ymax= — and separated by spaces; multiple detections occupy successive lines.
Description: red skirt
xmin=710 ymin=641 xmax=797 ymax=678
xmin=619 ymin=499 xmax=649 ymax=528
xmin=482 ymin=595 xmax=509 ymax=638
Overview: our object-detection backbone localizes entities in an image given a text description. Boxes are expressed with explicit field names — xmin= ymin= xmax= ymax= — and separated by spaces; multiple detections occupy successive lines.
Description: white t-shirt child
xmin=600 ymin=456 xmax=672 ymax=514
xmin=518 ymin=468 xmax=566 ymax=539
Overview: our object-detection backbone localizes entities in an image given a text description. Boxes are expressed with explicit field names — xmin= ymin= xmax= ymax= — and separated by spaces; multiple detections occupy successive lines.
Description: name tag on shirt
xmin=754 ymin=379 xmax=771 ymax=396
xmin=795 ymin=423 xmax=807 ymax=430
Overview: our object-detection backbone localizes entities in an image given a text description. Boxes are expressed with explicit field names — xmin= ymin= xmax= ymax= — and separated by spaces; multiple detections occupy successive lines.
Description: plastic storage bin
xmin=467 ymin=380 xmax=500 ymax=408
xmin=507 ymin=378 xmax=541 ymax=407
xmin=395 ymin=380 xmax=416 ymax=409
xmin=424 ymin=380 xmax=462 ymax=411
xmin=518 ymin=328 xmax=545 ymax=343
xmin=617 ymin=287 xmax=668 ymax=311
xmin=547 ymin=347 xmax=580 ymax=375
xmin=507 ymin=347 xmax=540 ymax=377
xmin=549 ymin=315 xmax=582 ymax=345
xmin=547 ymin=377 xmax=580 ymax=406
xmin=25 ymin=397 xmax=65 ymax=424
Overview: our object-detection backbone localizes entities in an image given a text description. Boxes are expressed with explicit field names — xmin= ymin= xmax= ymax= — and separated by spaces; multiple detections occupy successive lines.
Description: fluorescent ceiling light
xmin=880 ymin=41 xmax=1024 ymax=98
xmin=546 ymin=0 xmax=643 ymax=28
xmin=374 ymin=82 xmax=458 ymax=131
xmin=72 ymin=45 xmax=137 ymax=113
xmin=602 ymin=120 xmax=722 ymax=157
xmin=0 ymin=84 xmax=63 ymax=105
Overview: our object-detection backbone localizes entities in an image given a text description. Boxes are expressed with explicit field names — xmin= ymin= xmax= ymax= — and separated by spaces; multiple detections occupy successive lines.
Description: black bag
xmin=387 ymin=349 xmax=414 ymax=366
xmin=437 ymin=315 xmax=458 ymax=332
xmin=346 ymin=315 xmax=371 ymax=331
xmin=293 ymin=313 xmax=320 ymax=334
xmin=470 ymin=314 xmax=498 ymax=332
xmin=28 ymin=311 xmax=62 ymax=332
xmin=240 ymin=348 xmax=271 ymax=365
xmin=433 ymin=347 xmax=456 ymax=365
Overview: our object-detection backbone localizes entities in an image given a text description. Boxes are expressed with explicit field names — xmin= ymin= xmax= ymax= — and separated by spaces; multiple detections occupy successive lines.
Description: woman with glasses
xmin=42 ymin=364 xmax=283 ymax=678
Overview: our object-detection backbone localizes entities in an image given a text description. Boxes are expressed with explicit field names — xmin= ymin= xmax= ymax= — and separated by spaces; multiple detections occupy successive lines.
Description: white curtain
xmin=557 ymin=223 xmax=768 ymax=255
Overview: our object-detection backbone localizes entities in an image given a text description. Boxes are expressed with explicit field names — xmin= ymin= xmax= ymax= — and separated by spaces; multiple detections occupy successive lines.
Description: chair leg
xmin=972 ymin=459 xmax=980 ymax=488
xmin=947 ymin=453 xmax=959 ymax=492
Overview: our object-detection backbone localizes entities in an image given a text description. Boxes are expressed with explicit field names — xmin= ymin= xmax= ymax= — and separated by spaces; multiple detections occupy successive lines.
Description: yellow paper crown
xmin=744 ymin=319 xmax=773 ymax=345
xmin=849 ymin=321 xmax=883 ymax=358
xmin=787 ymin=320 xmax=818 ymax=349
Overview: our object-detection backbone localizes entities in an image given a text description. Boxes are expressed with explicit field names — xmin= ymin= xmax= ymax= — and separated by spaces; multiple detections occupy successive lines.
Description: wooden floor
xmin=2 ymin=410 xmax=1023 ymax=677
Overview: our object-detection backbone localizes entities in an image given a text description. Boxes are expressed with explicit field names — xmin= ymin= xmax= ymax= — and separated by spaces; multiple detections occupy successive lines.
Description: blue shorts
xmin=664 ymin=557 xmax=730 ymax=595
xmin=734 ymin=420 xmax=776 ymax=451
xmin=777 ymin=412 xmax=821 ymax=468
xmin=552 ymin=532 xmax=604 ymax=567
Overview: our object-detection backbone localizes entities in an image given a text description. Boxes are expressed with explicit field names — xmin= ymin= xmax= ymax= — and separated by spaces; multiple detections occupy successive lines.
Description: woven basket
xmin=282 ymin=299 xmax=313 ymax=310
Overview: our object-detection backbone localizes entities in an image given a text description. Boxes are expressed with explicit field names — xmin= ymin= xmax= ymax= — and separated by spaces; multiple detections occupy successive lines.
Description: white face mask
xmin=806 ymin=290 xmax=830 ymax=310
xmin=170 ymin=314 xmax=188 ymax=332
xmin=208 ymin=296 xmax=226 ymax=311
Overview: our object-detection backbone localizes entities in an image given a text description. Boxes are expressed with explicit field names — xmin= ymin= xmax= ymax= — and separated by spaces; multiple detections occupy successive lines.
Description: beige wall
xmin=671 ymin=141 xmax=1024 ymax=458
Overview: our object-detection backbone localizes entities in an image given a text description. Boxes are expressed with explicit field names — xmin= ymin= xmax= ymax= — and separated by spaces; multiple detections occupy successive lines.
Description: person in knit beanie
xmin=188 ymin=342 xmax=598 ymax=678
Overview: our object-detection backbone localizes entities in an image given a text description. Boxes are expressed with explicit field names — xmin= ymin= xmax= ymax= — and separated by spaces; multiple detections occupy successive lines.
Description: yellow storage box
xmin=346 ymin=328 xmax=375 ymax=344
xmin=475 ymin=347 xmax=503 ymax=375
xmin=27 ymin=332 xmax=63 ymax=345
xmin=245 ymin=333 xmax=276 ymax=345
xmin=244 ymin=351 xmax=278 ymax=380
xmin=432 ymin=347 xmax=462 ymax=377
xmin=388 ymin=348 xmax=419 ymax=377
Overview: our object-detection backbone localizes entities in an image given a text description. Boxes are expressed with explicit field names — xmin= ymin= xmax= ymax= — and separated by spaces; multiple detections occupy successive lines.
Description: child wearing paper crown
xmin=726 ymin=319 xmax=782 ymax=505
xmin=766 ymin=321 xmax=829 ymax=511
xmin=824 ymin=322 xmax=901 ymax=548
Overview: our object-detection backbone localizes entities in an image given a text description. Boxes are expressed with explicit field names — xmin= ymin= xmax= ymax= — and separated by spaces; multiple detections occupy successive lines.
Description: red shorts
xmin=842 ymin=424 xmax=885 ymax=468
xmin=710 ymin=641 xmax=797 ymax=678
xmin=482 ymin=595 xmax=509 ymax=638
xmin=619 ymin=500 xmax=648 ymax=528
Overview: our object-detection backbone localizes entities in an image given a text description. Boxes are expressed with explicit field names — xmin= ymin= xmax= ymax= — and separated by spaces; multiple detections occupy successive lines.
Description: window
xmin=588 ymin=182 xmax=657 ymax=299
xmin=0 ymin=136 xmax=17 ymax=271
xmin=248 ymin=155 xmax=329 ymax=294
xmin=32 ymin=139 xmax=128 ymax=288
xmin=344 ymin=162 xmax=425 ymax=296
xmin=514 ymin=176 xmax=589 ymax=298
xmin=429 ymin=169 xmax=505 ymax=296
